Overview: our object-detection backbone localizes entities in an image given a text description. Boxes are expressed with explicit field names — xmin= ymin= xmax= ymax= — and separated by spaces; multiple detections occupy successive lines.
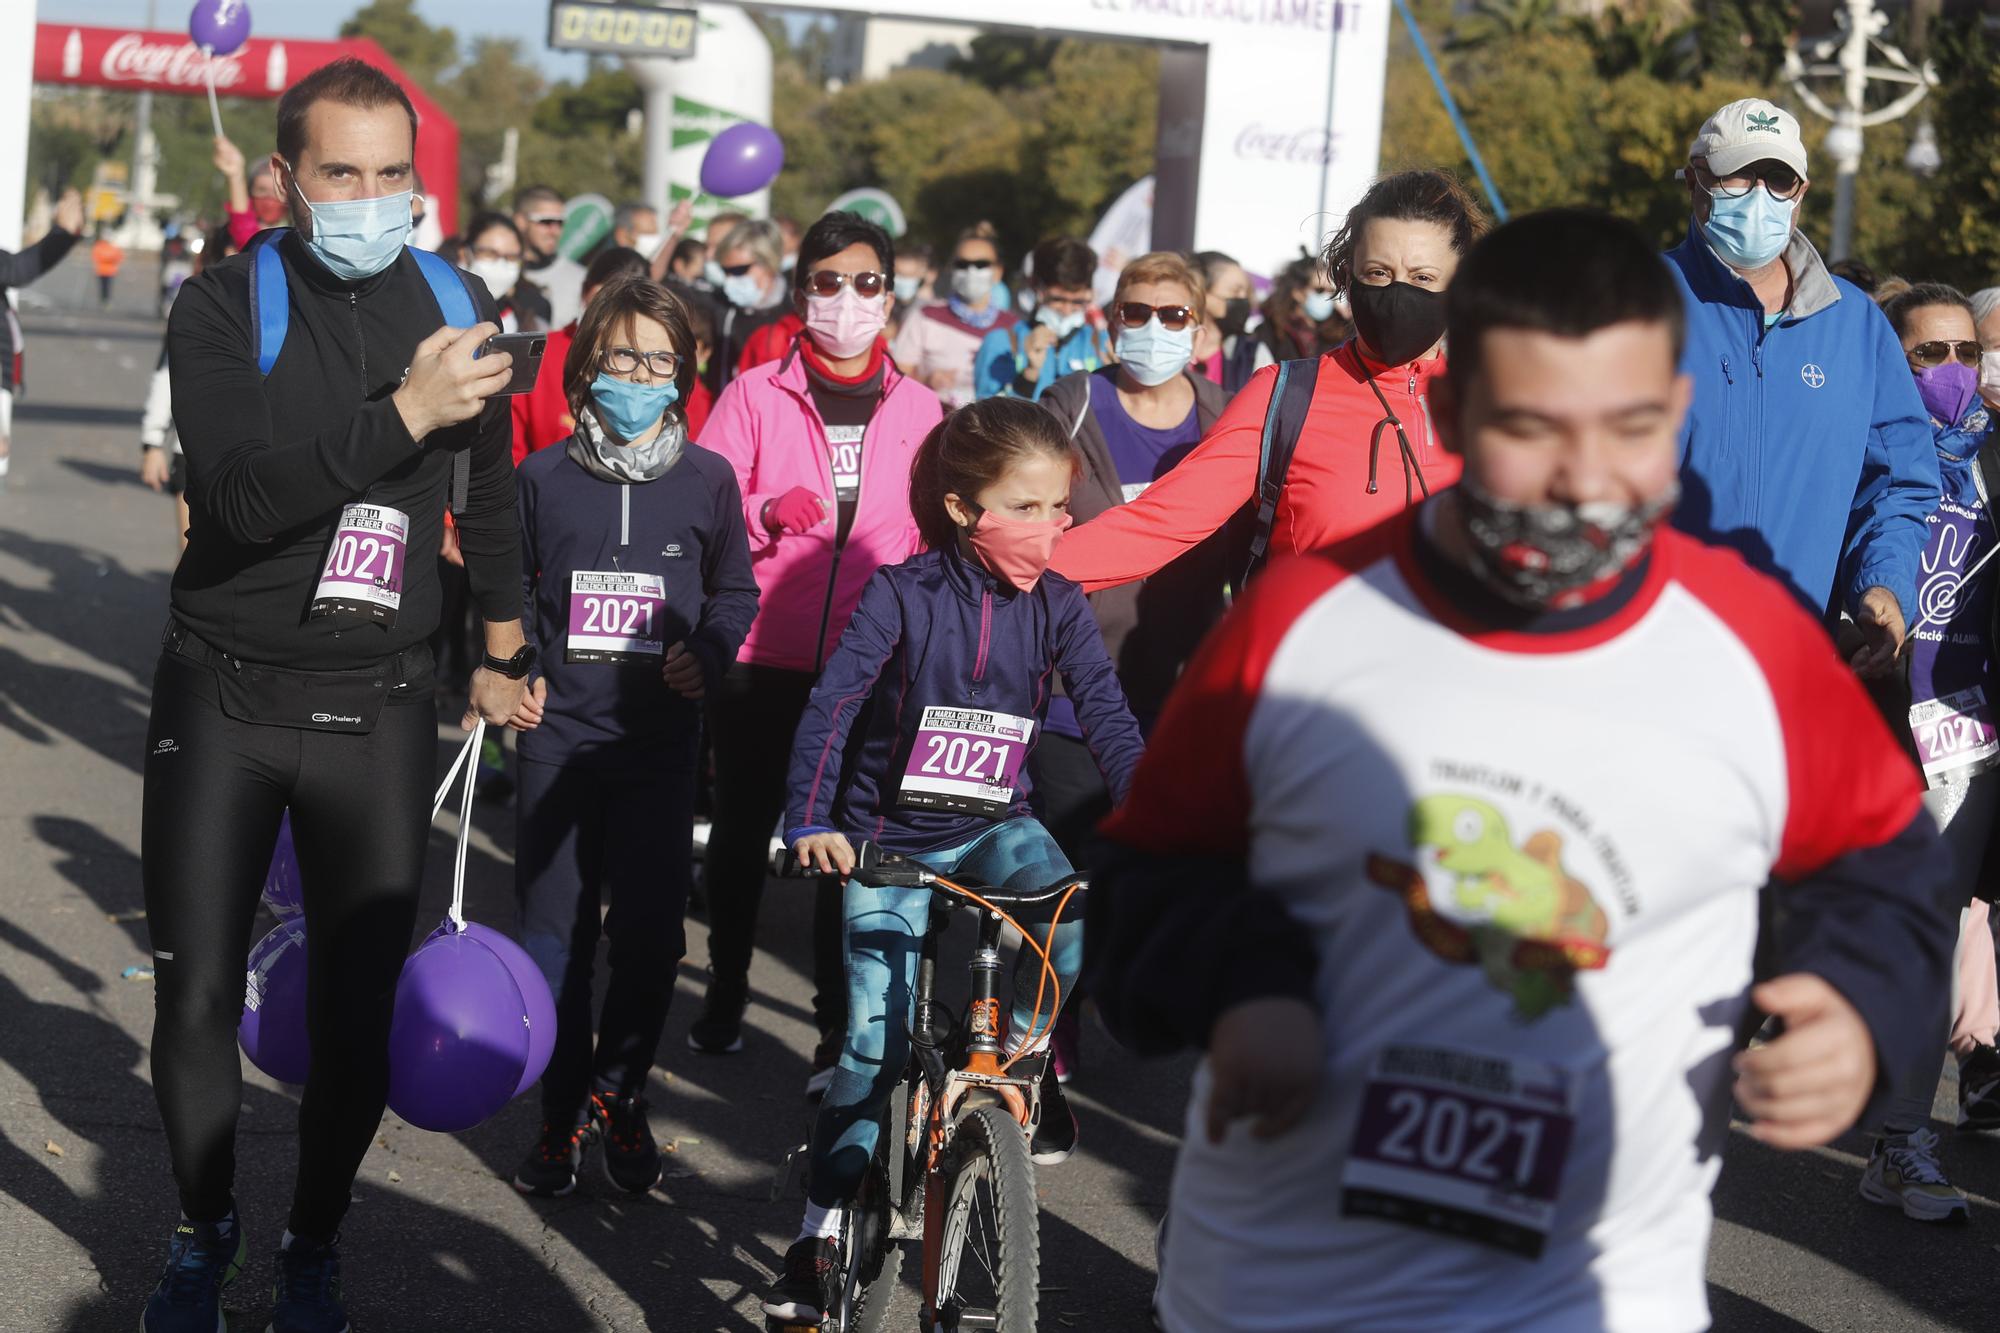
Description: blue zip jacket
xmin=1667 ymin=222 xmax=1937 ymax=620
xmin=973 ymin=319 xmax=1113 ymax=402
xmin=516 ymin=439 xmax=759 ymax=768
xmin=786 ymin=543 xmax=1145 ymax=854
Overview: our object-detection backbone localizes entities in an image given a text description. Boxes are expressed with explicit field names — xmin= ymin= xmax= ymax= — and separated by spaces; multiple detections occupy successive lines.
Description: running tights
xmin=141 ymin=648 xmax=434 ymax=1240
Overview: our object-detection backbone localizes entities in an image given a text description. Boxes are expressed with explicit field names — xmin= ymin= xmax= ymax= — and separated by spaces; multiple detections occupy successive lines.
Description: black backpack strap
xmin=1242 ymin=356 xmax=1321 ymax=585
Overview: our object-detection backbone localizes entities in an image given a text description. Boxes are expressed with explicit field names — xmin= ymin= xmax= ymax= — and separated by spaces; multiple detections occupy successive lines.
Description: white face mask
xmin=952 ymin=266 xmax=996 ymax=303
xmin=631 ymin=231 xmax=666 ymax=261
xmin=468 ymin=257 xmax=521 ymax=299
xmin=893 ymin=273 xmax=923 ymax=303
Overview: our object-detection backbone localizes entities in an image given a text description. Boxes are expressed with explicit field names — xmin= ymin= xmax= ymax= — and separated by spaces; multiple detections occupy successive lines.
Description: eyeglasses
xmin=1116 ymin=302 xmax=1195 ymax=332
xmin=952 ymin=257 xmax=995 ymax=271
xmin=720 ymin=262 xmax=755 ymax=278
xmin=1038 ymin=291 xmax=1091 ymax=312
xmin=1695 ymin=161 xmax=1806 ymax=202
xmin=524 ymin=214 xmax=565 ymax=228
xmin=602 ymin=347 xmax=683 ymax=377
xmin=1908 ymin=339 xmax=1984 ymax=369
xmin=802 ymin=270 xmax=889 ymax=298
xmin=471 ymin=246 xmax=520 ymax=263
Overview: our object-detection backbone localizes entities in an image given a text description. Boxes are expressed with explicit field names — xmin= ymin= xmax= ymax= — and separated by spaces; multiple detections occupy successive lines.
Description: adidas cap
xmin=1689 ymin=98 xmax=1809 ymax=179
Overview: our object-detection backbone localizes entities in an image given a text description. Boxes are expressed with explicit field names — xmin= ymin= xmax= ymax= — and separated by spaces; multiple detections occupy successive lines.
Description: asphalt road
xmin=0 ymin=252 xmax=1996 ymax=1333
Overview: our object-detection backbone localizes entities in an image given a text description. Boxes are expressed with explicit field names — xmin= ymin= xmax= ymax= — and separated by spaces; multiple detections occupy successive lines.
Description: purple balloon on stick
xmin=700 ymin=122 xmax=785 ymax=199
xmin=239 ymin=919 xmax=310 ymax=1085
xmin=386 ymin=919 xmax=544 ymax=1133
xmin=189 ymin=0 xmax=253 ymax=56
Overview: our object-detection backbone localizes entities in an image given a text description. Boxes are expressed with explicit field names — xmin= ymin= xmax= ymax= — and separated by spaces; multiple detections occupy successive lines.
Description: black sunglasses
xmin=720 ymin=262 xmax=755 ymax=278
xmin=952 ymin=258 xmax=995 ymax=271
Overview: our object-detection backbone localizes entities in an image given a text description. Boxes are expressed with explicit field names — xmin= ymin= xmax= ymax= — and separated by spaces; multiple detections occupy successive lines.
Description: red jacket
xmin=739 ymin=311 xmax=805 ymax=376
xmin=1050 ymin=343 xmax=1459 ymax=591
xmin=510 ymin=323 xmax=711 ymax=464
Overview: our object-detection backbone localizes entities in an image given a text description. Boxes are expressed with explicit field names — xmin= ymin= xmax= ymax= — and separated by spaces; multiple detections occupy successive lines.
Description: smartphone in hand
xmin=479 ymin=332 xmax=547 ymax=396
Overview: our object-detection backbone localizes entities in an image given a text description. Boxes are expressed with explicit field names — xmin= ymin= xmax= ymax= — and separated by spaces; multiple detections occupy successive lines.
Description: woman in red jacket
xmin=1051 ymin=170 xmax=1488 ymax=592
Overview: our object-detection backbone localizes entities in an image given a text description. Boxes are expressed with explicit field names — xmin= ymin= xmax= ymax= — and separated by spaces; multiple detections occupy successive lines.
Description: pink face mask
xmin=804 ymin=286 xmax=888 ymax=359
xmin=967 ymin=508 xmax=1073 ymax=592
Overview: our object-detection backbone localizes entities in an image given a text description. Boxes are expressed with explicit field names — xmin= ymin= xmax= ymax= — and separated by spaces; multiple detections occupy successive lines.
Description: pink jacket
xmin=698 ymin=345 xmax=944 ymax=672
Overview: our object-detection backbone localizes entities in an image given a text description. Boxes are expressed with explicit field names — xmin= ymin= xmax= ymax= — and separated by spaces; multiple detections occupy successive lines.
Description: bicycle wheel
xmin=840 ymin=1095 xmax=907 ymax=1333
xmin=932 ymin=1105 xmax=1038 ymax=1331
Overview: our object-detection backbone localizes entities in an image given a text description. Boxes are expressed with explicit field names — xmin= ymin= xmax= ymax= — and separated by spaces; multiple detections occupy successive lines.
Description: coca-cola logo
xmin=102 ymin=33 xmax=245 ymax=90
xmin=1234 ymin=123 xmax=1340 ymax=167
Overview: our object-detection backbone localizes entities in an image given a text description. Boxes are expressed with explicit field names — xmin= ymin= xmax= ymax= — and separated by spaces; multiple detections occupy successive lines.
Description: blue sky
xmin=62 ymin=1 xmax=817 ymax=82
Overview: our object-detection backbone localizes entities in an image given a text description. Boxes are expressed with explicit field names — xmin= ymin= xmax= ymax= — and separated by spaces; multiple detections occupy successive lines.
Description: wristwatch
xmin=483 ymin=644 xmax=538 ymax=680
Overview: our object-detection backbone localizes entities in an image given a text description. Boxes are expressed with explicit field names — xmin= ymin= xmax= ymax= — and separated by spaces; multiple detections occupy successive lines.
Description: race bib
xmin=1340 ymin=1045 xmax=1576 ymax=1259
xmin=310 ymin=503 xmax=408 ymax=627
xmin=566 ymin=570 xmax=667 ymax=664
xmin=827 ymin=425 xmax=865 ymax=502
xmin=1910 ymin=686 xmax=2000 ymax=787
xmin=897 ymin=706 xmax=1034 ymax=818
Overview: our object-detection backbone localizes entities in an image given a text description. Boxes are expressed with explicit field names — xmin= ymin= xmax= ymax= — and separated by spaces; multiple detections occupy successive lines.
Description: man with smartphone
xmin=142 ymin=56 xmax=529 ymax=1333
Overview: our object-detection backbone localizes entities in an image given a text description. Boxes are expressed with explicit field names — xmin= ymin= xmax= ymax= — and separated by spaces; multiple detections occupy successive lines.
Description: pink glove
xmin=764 ymin=486 xmax=829 ymax=535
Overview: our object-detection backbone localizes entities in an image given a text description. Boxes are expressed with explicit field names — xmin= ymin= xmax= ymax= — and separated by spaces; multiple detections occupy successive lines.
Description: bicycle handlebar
xmin=770 ymin=840 xmax=1087 ymax=904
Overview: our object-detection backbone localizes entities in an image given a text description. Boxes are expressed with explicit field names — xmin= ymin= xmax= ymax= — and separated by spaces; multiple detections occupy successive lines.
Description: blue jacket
xmin=786 ymin=544 xmax=1145 ymax=854
xmin=516 ymin=439 xmax=759 ymax=768
xmin=1667 ymin=223 xmax=1937 ymax=620
xmin=973 ymin=319 xmax=1113 ymax=402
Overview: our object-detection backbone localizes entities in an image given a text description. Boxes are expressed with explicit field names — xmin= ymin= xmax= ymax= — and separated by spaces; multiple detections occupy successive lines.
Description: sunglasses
xmin=802 ymin=270 xmax=888 ymax=298
xmin=952 ymin=258 xmax=995 ymax=271
xmin=1909 ymin=339 xmax=1984 ymax=369
xmin=525 ymin=214 xmax=564 ymax=227
xmin=1116 ymin=302 xmax=1195 ymax=332
xmin=720 ymin=263 xmax=755 ymax=278
xmin=1695 ymin=162 xmax=1806 ymax=203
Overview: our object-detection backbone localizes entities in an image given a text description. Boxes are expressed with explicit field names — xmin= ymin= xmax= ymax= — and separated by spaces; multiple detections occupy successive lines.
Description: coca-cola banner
xmin=33 ymin=25 xmax=460 ymax=234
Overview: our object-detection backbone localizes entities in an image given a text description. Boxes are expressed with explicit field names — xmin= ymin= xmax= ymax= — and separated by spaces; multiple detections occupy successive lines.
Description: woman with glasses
xmin=1053 ymin=170 xmax=1486 ymax=594
xmin=461 ymin=211 xmax=546 ymax=332
xmin=1845 ymin=281 xmax=2000 ymax=1225
xmin=889 ymin=220 xmax=1020 ymax=408
xmin=506 ymin=274 xmax=760 ymax=1199
xmin=706 ymin=219 xmax=789 ymax=395
xmin=693 ymin=211 xmax=946 ymax=1093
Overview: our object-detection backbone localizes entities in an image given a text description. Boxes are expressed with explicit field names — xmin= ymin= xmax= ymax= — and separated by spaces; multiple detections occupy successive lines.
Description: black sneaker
xmin=595 ymin=1093 xmax=663 ymax=1194
xmin=1032 ymin=1063 xmax=1079 ymax=1166
xmin=1959 ymin=1042 xmax=2000 ymax=1131
xmin=267 ymin=1233 xmax=348 ymax=1333
xmin=511 ymin=1117 xmax=595 ymax=1197
xmin=761 ymin=1236 xmax=840 ymax=1324
xmin=141 ymin=1211 xmax=247 ymax=1333
xmin=804 ymin=1028 xmax=843 ymax=1100
xmin=688 ymin=978 xmax=747 ymax=1054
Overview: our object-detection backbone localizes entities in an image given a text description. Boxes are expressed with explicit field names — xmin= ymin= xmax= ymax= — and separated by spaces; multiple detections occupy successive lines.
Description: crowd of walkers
xmin=37 ymin=50 xmax=1991 ymax=1332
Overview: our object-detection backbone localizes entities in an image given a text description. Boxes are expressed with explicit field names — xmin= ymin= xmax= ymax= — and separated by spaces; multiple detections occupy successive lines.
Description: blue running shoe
xmin=267 ymin=1235 xmax=349 ymax=1333
xmin=141 ymin=1212 xmax=247 ymax=1333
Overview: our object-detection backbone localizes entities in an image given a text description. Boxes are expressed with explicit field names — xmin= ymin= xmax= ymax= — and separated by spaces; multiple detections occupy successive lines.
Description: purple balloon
xmin=460 ymin=922 xmax=556 ymax=1098
xmin=189 ymin=0 xmax=253 ymax=56
xmin=386 ymin=921 xmax=534 ymax=1133
xmin=239 ymin=919 xmax=310 ymax=1085
xmin=700 ymin=122 xmax=785 ymax=199
xmin=263 ymin=810 xmax=302 ymax=920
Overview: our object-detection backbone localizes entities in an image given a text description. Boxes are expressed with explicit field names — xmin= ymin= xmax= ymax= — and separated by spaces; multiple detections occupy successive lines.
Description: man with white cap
xmin=1668 ymin=97 xmax=1936 ymax=677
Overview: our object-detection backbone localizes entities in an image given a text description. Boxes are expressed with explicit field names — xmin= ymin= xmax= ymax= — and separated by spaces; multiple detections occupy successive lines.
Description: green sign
xmin=548 ymin=1 xmax=699 ymax=59
xmin=560 ymin=193 xmax=613 ymax=262
xmin=826 ymin=187 xmax=907 ymax=238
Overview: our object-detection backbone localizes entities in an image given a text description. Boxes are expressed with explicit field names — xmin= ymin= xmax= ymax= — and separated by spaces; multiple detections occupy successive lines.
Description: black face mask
xmin=1347 ymin=280 xmax=1447 ymax=367
xmin=1218 ymin=297 xmax=1252 ymax=338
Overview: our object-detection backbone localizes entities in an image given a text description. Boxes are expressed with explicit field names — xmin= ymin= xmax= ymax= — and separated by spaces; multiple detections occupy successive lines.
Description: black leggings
xmin=141 ymin=649 xmax=434 ymax=1240
xmin=702 ymin=662 xmax=846 ymax=1033
xmin=515 ymin=753 xmax=695 ymax=1120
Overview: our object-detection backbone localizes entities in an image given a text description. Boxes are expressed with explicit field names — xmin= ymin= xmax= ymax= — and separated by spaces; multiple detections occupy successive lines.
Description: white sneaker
xmin=1860 ymin=1126 xmax=1970 ymax=1222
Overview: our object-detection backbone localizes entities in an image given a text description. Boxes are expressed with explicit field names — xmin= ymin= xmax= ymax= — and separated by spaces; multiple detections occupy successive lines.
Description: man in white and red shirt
xmin=1089 ymin=209 xmax=1954 ymax=1333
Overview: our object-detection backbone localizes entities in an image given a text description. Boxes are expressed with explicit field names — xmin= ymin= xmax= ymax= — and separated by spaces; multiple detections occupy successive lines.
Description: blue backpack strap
xmin=1241 ymin=355 xmax=1322 ymax=585
xmin=251 ymin=236 xmax=289 ymax=377
xmin=408 ymin=248 xmax=483 ymax=512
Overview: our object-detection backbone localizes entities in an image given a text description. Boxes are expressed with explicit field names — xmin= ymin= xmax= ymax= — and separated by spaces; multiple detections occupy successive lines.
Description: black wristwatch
xmin=483 ymin=644 xmax=537 ymax=680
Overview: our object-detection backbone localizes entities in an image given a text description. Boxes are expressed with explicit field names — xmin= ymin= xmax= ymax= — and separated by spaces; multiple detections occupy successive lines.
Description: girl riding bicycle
xmin=763 ymin=396 xmax=1145 ymax=1325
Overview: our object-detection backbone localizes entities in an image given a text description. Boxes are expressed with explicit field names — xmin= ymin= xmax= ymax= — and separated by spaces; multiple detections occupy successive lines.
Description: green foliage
xmin=339 ymin=0 xmax=457 ymax=86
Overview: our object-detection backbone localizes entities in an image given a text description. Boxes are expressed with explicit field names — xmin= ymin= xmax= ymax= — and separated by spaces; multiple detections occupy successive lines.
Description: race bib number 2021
xmin=310 ymin=503 xmax=409 ymax=627
xmin=896 ymin=706 xmax=1033 ymax=818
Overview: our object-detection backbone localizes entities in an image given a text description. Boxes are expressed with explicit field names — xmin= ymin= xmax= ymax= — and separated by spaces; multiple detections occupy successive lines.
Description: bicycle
xmin=764 ymin=841 xmax=1085 ymax=1333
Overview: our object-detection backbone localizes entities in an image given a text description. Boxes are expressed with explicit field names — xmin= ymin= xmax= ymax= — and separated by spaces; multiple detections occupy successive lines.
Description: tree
xmin=339 ymin=0 xmax=458 ymax=87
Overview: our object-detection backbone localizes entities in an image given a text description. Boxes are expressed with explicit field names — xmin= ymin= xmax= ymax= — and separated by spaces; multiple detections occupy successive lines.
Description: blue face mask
xmin=1302 ymin=289 xmax=1338 ymax=323
xmin=291 ymin=176 xmax=413 ymax=281
xmin=723 ymin=272 xmax=765 ymax=310
xmin=1701 ymin=188 xmax=1795 ymax=271
xmin=591 ymin=371 xmax=679 ymax=443
xmin=1115 ymin=318 xmax=1195 ymax=387
xmin=1036 ymin=304 xmax=1085 ymax=339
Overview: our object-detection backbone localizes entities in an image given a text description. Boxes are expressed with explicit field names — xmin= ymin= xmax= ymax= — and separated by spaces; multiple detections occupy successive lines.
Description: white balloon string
xmin=449 ymin=719 xmax=484 ymax=931
xmin=203 ymin=46 xmax=224 ymax=140
xmin=431 ymin=726 xmax=479 ymax=820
